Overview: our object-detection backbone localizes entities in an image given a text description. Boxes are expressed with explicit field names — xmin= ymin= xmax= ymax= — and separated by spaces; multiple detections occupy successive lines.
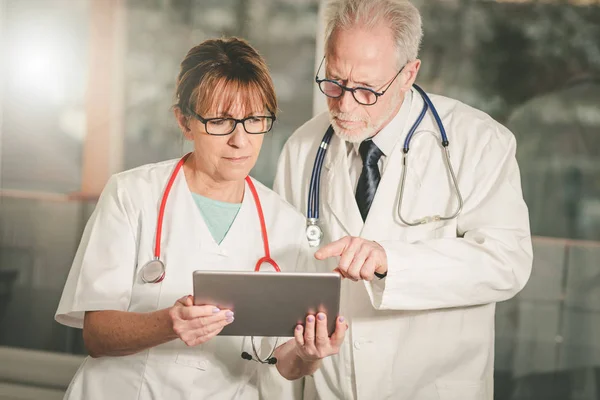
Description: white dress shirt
xmin=347 ymin=89 xmax=413 ymax=192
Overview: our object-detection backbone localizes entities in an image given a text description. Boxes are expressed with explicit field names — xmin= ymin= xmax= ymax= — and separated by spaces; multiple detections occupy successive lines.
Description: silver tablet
xmin=193 ymin=271 xmax=341 ymax=337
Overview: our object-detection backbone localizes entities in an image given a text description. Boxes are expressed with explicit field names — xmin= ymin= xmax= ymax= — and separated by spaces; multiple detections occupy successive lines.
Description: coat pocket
xmin=175 ymin=352 xmax=210 ymax=371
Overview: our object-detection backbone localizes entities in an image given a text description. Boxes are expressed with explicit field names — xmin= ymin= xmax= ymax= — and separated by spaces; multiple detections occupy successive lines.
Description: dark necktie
xmin=355 ymin=140 xmax=384 ymax=222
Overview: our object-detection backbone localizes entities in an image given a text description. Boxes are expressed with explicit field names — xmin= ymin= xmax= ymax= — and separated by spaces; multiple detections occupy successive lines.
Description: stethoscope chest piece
xmin=140 ymin=259 xmax=166 ymax=283
xmin=306 ymin=219 xmax=323 ymax=248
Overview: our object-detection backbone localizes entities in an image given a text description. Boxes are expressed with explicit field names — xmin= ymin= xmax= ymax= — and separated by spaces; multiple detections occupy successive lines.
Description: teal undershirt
xmin=191 ymin=193 xmax=242 ymax=245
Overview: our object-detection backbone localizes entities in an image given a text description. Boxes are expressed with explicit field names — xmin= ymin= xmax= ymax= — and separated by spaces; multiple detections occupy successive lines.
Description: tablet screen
xmin=193 ymin=271 xmax=341 ymax=337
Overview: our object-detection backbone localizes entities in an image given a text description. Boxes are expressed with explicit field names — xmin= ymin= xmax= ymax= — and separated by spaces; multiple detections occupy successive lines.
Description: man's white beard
xmin=329 ymin=115 xmax=377 ymax=143
xmin=328 ymin=93 xmax=400 ymax=144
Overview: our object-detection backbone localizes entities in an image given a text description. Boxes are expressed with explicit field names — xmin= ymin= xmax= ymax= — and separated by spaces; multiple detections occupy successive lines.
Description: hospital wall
xmin=1 ymin=0 xmax=600 ymax=399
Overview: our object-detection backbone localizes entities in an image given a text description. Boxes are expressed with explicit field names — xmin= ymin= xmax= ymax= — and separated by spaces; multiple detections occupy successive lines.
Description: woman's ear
xmin=174 ymin=107 xmax=193 ymax=141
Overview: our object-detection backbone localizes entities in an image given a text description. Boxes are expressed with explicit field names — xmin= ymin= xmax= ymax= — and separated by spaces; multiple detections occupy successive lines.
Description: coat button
xmin=353 ymin=341 xmax=361 ymax=350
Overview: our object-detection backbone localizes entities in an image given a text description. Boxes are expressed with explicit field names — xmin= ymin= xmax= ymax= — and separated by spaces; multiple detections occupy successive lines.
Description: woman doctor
xmin=55 ymin=37 xmax=346 ymax=399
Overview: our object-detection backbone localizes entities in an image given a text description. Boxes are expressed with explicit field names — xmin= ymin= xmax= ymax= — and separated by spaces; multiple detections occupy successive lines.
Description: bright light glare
xmin=8 ymin=27 xmax=68 ymax=104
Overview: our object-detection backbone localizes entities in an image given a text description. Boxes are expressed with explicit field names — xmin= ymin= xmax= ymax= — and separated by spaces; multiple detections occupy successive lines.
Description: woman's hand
xmin=293 ymin=313 xmax=347 ymax=362
xmin=169 ymin=295 xmax=234 ymax=346
xmin=274 ymin=313 xmax=348 ymax=380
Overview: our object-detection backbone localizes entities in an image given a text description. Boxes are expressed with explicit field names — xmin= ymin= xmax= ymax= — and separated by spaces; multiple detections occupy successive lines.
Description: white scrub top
xmin=55 ymin=159 xmax=308 ymax=400
xmin=274 ymin=87 xmax=533 ymax=400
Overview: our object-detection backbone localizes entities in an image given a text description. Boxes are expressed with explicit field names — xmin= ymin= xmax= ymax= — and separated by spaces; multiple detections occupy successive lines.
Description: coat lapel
xmin=323 ymin=134 xmax=364 ymax=237
xmin=360 ymin=88 xmax=427 ymax=238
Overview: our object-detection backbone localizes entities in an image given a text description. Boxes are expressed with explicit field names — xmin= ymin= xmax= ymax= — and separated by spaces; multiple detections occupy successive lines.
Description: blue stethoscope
xmin=305 ymin=84 xmax=464 ymax=247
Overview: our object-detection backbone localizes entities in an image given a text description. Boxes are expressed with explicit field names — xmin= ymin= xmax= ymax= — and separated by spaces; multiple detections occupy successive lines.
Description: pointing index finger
xmin=315 ymin=236 xmax=351 ymax=260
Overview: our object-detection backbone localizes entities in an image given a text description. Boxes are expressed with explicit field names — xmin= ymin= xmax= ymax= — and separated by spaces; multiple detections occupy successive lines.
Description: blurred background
xmin=0 ymin=0 xmax=599 ymax=399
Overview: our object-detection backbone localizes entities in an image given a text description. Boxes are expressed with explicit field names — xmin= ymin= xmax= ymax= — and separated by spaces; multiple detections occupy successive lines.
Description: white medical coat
xmin=55 ymin=159 xmax=307 ymax=400
xmin=273 ymin=87 xmax=534 ymax=400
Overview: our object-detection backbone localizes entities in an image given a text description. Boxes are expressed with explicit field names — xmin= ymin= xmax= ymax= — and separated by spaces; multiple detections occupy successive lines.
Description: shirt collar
xmin=349 ymin=89 xmax=413 ymax=157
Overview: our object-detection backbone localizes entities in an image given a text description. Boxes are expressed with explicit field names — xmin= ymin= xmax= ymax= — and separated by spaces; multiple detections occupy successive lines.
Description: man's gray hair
xmin=324 ymin=0 xmax=423 ymax=66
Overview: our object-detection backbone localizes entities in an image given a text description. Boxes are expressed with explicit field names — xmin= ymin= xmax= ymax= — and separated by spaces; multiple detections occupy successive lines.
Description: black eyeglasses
xmin=315 ymin=57 xmax=404 ymax=106
xmin=186 ymin=108 xmax=276 ymax=136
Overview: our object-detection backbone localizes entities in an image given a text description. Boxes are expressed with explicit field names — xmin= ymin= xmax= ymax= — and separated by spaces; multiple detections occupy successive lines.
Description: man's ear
xmin=400 ymin=59 xmax=421 ymax=92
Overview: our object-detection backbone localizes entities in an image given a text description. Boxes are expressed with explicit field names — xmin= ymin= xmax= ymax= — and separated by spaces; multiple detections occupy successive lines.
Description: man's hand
xmin=315 ymin=236 xmax=388 ymax=281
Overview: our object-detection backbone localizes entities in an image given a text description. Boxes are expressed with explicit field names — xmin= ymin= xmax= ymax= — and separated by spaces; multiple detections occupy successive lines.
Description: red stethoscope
xmin=140 ymin=153 xmax=281 ymax=284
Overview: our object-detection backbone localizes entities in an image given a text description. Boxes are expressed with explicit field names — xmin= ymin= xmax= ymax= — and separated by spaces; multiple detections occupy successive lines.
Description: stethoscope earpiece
xmin=240 ymin=351 xmax=277 ymax=365
xmin=241 ymin=337 xmax=279 ymax=365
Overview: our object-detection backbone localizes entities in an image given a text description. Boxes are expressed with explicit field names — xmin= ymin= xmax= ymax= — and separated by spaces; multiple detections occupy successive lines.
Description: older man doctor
xmin=273 ymin=0 xmax=533 ymax=399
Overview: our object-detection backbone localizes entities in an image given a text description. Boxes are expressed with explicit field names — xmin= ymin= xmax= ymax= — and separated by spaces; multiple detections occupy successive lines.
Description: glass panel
xmin=122 ymin=0 xmax=319 ymax=188
xmin=1 ymin=0 xmax=89 ymax=193
xmin=413 ymin=1 xmax=600 ymax=398
xmin=1 ymin=1 xmax=598 ymax=399
xmin=0 ymin=0 xmax=92 ymax=363
xmin=0 ymin=0 xmax=320 ymax=360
